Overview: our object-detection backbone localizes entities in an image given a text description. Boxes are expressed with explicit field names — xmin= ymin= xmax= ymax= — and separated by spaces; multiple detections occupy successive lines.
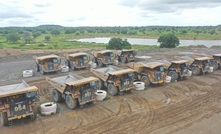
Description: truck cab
xmin=191 ymin=57 xmax=213 ymax=75
xmin=127 ymin=62 xmax=167 ymax=87
xmin=34 ymin=54 xmax=61 ymax=75
xmin=0 ymin=81 xmax=38 ymax=126
xmin=91 ymin=50 xmax=118 ymax=67
xmin=46 ymin=74 xmax=100 ymax=110
xmin=64 ymin=52 xmax=91 ymax=71
xmin=115 ymin=49 xmax=137 ymax=63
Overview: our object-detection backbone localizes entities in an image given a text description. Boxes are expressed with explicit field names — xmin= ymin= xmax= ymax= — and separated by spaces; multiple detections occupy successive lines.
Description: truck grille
xmin=77 ymin=59 xmax=84 ymax=66
xmin=105 ymin=56 xmax=112 ymax=63
xmin=154 ymin=72 xmax=162 ymax=81
xmin=47 ymin=63 xmax=55 ymax=70
xmin=121 ymin=79 xmax=132 ymax=88
xmin=11 ymin=101 xmax=28 ymax=116
xmin=81 ymin=88 xmax=93 ymax=102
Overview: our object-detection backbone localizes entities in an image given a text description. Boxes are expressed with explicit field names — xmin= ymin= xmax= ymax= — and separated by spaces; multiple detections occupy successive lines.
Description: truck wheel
xmin=39 ymin=66 xmax=45 ymax=75
xmin=0 ymin=112 xmax=9 ymax=126
xmin=70 ymin=62 xmax=76 ymax=71
xmin=30 ymin=107 xmax=37 ymax=120
xmin=35 ymin=64 xmax=39 ymax=72
xmin=65 ymin=95 xmax=77 ymax=110
xmin=107 ymin=84 xmax=118 ymax=96
xmin=121 ymin=57 xmax=127 ymax=63
xmin=212 ymin=62 xmax=219 ymax=70
xmin=97 ymin=60 xmax=103 ymax=67
xmin=191 ymin=67 xmax=201 ymax=75
xmin=52 ymin=89 xmax=62 ymax=102
xmin=97 ymin=80 xmax=103 ymax=90
xmin=141 ymin=76 xmax=151 ymax=87
xmin=168 ymin=71 xmax=178 ymax=81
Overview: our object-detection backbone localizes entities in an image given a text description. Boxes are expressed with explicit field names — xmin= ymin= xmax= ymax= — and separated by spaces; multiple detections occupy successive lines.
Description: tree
xmin=106 ymin=38 xmax=132 ymax=50
xmin=33 ymin=32 xmax=41 ymax=38
xmin=45 ymin=36 xmax=51 ymax=41
xmin=158 ymin=33 xmax=180 ymax=48
xmin=51 ymin=29 xmax=60 ymax=36
xmin=6 ymin=33 xmax=20 ymax=43
xmin=23 ymin=32 xmax=32 ymax=43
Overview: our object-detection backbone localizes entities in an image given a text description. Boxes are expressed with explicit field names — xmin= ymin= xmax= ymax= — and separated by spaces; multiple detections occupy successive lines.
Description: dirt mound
xmin=210 ymin=45 xmax=221 ymax=49
xmin=188 ymin=45 xmax=207 ymax=49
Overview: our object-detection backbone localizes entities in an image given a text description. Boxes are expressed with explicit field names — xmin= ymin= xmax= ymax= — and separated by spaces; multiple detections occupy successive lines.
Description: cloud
xmin=118 ymin=0 xmax=221 ymax=13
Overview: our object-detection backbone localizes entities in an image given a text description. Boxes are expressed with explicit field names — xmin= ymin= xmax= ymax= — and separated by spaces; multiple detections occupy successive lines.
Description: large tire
xmin=168 ymin=71 xmax=178 ymax=81
xmin=30 ymin=107 xmax=37 ymax=120
xmin=39 ymin=66 xmax=45 ymax=75
xmin=52 ymin=89 xmax=62 ymax=102
xmin=212 ymin=62 xmax=219 ymax=70
xmin=65 ymin=95 xmax=77 ymax=110
xmin=97 ymin=59 xmax=103 ymax=67
xmin=107 ymin=84 xmax=118 ymax=96
xmin=121 ymin=57 xmax=127 ymax=63
xmin=141 ymin=76 xmax=151 ymax=87
xmin=40 ymin=102 xmax=57 ymax=115
xmin=0 ymin=112 xmax=9 ymax=126
xmin=191 ymin=66 xmax=201 ymax=75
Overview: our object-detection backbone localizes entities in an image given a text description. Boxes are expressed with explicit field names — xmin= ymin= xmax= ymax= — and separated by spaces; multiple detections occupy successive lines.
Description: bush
xmin=38 ymin=43 xmax=45 ymax=47
xmin=158 ymin=33 xmax=180 ymax=48
xmin=106 ymin=38 xmax=131 ymax=50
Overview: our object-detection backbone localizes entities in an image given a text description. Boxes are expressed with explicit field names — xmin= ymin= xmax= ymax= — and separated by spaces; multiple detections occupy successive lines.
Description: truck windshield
xmin=26 ymin=92 xmax=36 ymax=98
xmin=83 ymin=56 xmax=88 ymax=60
xmin=90 ymin=81 xmax=97 ymax=87
xmin=52 ymin=58 xmax=59 ymax=63
xmin=110 ymin=53 xmax=114 ymax=57
xmin=160 ymin=66 xmax=164 ymax=72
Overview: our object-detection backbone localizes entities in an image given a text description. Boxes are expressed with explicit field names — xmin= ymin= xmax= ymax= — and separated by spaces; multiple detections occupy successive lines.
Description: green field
xmin=0 ymin=25 xmax=221 ymax=50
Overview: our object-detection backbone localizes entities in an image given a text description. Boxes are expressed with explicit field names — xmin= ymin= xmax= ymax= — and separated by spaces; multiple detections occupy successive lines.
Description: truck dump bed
xmin=0 ymin=81 xmax=38 ymax=98
xmin=91 ymin=65 xmax=136 ymax=81
xmin=46 ymin=73 xmax=99 ymax=93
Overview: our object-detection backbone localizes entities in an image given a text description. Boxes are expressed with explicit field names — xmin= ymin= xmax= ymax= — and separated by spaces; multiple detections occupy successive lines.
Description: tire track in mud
xmin=66 ymin=93 xmax=155 ymax=134
xmin=66 ymin=96 xmax=132 ymax=134
xmin=144 ymin=85 xmax=221 ymax=133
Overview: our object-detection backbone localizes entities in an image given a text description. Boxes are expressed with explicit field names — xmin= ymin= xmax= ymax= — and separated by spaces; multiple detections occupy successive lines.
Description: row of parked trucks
xmin=0 ymin=50 xmax=221 ymax=126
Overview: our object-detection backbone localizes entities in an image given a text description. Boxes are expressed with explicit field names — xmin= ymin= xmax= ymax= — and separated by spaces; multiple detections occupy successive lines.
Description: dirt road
xmin=1 ymin=48 xmax=221 ymax=134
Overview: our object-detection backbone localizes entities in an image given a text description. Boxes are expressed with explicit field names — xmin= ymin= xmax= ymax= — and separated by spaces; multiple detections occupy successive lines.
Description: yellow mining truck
xmin=127 ymin=62 xmax=167 ymax=87
xmin=167 ymin=60 xmax=192 ymax=81
xmin=33 ymin=54 xmax=61 ymax=75
xmin=91 ymin=50 xmax=118 ymax=67
xmin=115 ymin=49 xmax=137 ymax=63
xmin=211 ymin=53 xmax=221 ymax=70
xmin=64 ymin=52 xmax=91 ymax=71
xmin=191 ymin=57 xmax=214 ymax=75
xmin=46 ymin=73 xmax=100 ymax=110
xmin=0 ymin=81 xmax=38 ymax=126
xmin=90 ymin=65 xmax=137 ymax=96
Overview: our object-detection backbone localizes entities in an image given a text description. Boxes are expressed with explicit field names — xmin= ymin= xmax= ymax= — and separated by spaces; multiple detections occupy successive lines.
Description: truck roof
xmin=108 ymin=68 xmax=136 ymax=75
xmin=98 ymin=50 xmax=114 ymax=54
xmin=66 ymin=77 xmax=99 ymax=86
xmin=171 ymin=60 xmax=190 ymax=64
xmin=68 ymin=52 xmax=89 ymax=57
xmin=213 ymin=53 xmax=221 ymax=57
xmin=35 ymin=54 xmax=60 ymax=60
xmin=0 ymin=81 xmax=38 ymax=98
xmin=47 ymin=74 xmax=99 ymax=87
xmin=194 ymin=57 xmax=213 ymax=61
xmin=121 ymin=49 xmax=134 ymax=52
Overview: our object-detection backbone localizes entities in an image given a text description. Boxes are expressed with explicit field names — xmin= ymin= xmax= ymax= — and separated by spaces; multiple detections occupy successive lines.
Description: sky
xmin=0 ymin=0 xmax=221 ymax=27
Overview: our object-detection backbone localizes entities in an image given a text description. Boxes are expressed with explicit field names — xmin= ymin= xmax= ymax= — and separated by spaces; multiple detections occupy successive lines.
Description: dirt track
xmin=1 ymin=48 xmax=221 ymax=134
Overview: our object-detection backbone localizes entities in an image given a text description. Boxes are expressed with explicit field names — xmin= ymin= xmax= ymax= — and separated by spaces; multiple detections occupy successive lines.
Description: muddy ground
xmin=0 ymin=47 xmax=221 ymax=134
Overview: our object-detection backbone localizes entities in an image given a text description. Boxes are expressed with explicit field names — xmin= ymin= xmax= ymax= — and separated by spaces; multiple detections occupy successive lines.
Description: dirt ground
xmin=1 ymin=47 xmax=221 ymax=134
